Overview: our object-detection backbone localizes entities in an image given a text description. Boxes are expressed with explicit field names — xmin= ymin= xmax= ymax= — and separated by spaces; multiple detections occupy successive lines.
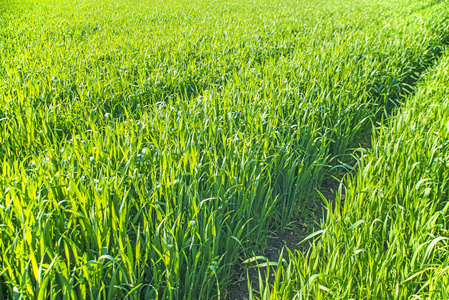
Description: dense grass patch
xmin=256 ymin=34 xmax=449 ymax=300
xmin=1 ymin=0 xmax=448 ymax=298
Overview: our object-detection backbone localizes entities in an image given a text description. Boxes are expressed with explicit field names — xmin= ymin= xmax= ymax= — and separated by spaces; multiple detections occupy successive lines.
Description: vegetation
xmin=0 ymin=0 xmax=448 ymax=298
xmin=256 ymin=44 xmax=449 ymax=300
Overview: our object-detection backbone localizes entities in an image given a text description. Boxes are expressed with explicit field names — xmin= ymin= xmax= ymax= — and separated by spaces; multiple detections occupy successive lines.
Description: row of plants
xmin=254 ymin=24 xmax=449 ymax=300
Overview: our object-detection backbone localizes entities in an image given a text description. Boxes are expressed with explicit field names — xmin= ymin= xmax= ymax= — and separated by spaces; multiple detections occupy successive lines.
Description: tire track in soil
xmin=225 ymin=175 xmax=348 ymax=300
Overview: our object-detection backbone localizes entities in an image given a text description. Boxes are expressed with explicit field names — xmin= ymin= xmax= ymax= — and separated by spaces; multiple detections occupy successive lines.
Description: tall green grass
xmin=254 ymin=27 xmax=449 ymax=300
xmin=1 ymin=0 xmax=448 ymax=298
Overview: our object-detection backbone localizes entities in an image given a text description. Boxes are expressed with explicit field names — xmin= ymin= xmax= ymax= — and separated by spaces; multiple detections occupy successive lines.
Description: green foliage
xmin=256 ymin=20 xmax=449 ymax=300
xmin=0 ymin=0 xmax=448 ymax=298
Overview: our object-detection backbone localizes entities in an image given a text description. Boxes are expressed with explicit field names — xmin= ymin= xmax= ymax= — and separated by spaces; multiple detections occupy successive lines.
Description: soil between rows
xmin=225 ymin=177 xmax=346 ymax=300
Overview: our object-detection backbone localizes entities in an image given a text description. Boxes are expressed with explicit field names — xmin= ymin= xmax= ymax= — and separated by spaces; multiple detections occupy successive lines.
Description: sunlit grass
xmin=1 ymin=0 xmax=448 ymax=298
xmin=254 ymin=18 xmax=449 ymax=300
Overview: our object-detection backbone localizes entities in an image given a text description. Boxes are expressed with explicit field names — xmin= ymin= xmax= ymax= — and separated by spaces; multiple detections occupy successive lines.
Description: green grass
xmin=1 ymin=0 xmax=448 ymax=298
xmin=254 ymin=22 xmax=449 ymax=300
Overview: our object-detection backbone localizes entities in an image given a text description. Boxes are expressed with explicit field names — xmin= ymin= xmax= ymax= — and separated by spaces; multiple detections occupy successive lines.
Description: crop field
xmin=259 ymin=44 xmax=449 ymax=300
xmin=0 ymin=0 xmax=448 ymax=298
